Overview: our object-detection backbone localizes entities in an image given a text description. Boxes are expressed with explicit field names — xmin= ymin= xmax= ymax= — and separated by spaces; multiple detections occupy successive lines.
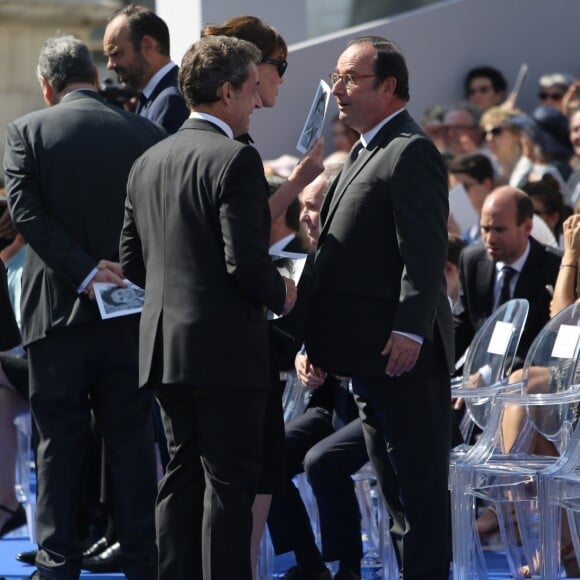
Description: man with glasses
xmin=103 ymin=4 xmax=188 ymax=134
xmin=538 ymin=72 xmax=576 ymax=114
xmin=305 ymin=36 xmax=454 ymax=579
xmin=442 ymin=102 xmax=487 ymax=158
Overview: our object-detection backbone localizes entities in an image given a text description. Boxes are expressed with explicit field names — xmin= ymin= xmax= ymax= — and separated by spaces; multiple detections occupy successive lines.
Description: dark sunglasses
xmin=468 ymin=86 xmax=492 ymax=95
xmin=538 ymin=91 xmax=563 ymax=101
xmin=484 ymin=126 xmax=505 ymax=138
xmin=262 ymin=57 xmax=288 ymax=78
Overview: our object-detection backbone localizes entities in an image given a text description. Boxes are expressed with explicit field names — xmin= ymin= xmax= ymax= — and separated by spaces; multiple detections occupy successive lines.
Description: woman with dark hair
xmin=201 ymin=16 xmax=324 ymax=579
xmin=201 ymin=16 xmax=324 ymax=221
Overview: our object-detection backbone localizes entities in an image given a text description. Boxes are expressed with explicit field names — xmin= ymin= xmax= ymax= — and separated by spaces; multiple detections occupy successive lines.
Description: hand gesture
xmin=295 ymin=351 xmax=327 ymax=390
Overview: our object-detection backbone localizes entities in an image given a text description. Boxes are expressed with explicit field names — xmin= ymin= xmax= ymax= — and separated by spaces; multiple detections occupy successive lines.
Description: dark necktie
xmin=493 ymin=265 xmax=516 ymax=311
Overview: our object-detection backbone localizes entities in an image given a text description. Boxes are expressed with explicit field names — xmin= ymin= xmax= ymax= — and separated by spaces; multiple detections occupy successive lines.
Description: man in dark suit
xmin=454 ymin=185 xmax=561 ymax=363
xmin=120 ymin=35 xmax=296 ymax=580
xmin=305 ymin=37 xmax=454 ymax=579
xmin=4 ymin=35 xmax=165 ymax=580
xmin=103 ymin=4 xmax=188 ymax=134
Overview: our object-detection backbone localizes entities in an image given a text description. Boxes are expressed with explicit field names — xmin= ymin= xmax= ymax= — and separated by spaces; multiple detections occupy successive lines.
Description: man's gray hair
xmin=37 ymin=35 xmax=95 ymax=94
xmin=178 ymin=35 xmax=261 ymax=107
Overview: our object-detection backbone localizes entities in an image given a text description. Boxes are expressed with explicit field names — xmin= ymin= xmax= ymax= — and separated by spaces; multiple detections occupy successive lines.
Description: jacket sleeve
xmin=218 ymin=146 xmax=286 ymax=314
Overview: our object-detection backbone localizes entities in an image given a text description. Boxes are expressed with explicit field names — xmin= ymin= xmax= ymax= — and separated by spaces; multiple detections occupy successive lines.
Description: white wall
xmin=156 ymin=0 xmax=308 ymax=65
xmin=244 ymin=0 xmax=580 ymax=160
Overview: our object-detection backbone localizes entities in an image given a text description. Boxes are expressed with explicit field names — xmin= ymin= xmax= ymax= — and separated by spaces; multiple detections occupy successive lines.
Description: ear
xmin=383 ymin=76 xmax=397 ymax=96
xmin=217 ymin=81 xmax=234 ymax=105
xmin=39 ymin=76 xmax=54 ymax=106
xmin=140 ymin=34 xmax=157 ymax=56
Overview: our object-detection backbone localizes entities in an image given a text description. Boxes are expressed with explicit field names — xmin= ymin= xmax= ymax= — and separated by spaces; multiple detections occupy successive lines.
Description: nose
xmin=254 ymin=92 xmax=263 ymax=109
xmin=106 ymin=57 xmax=116 ymax=71
xmin=331 ymin=78 xmax=344 ymax=96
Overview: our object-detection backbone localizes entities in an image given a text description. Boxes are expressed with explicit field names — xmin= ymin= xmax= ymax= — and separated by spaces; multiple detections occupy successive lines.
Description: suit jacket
xmin=305 ymin=110 xmax=454 ymax=378
xmin=120 ymin=118 xmax=286 ymax=389
xmin=454 ymin=236 xmax=562 ymax=361
xmin=4 ymin=91 xmax=166 ymax=346
xmin=138 ymin=65 xmax=188 ymax=135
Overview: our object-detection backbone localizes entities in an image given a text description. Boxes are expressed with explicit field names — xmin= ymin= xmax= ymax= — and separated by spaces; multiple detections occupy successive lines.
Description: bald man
xmin=454 ymin=185 xmax=561 ymax=362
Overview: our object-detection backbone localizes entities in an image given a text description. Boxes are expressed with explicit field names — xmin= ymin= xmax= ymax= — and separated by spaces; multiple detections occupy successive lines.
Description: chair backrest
xmin=455 ymin=298 xmax=529 ymax=430
xmin=519 ymin=302 xmax=580 ymax=451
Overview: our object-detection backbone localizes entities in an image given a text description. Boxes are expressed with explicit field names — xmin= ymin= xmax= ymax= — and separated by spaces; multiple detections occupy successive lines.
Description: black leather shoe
xmin=16 ymin=549 xmax=37 ymax=566
xmin=82 ymin=536 xmax=111 ymax=558
xmin=0 ymin=503 xmax=26 ymax=538
xmin=82 ymin=541 xmax=121 ymax=573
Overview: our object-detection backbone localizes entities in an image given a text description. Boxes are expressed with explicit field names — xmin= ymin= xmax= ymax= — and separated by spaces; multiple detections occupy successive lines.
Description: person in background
xmin=420 ymin=104 xmax=447 ymax=153
xmin=4 ymin=35 xmax=165 ymax=580
xmin=331 ymin=114 xmax=360 ymax=153
xmin=103 ymin=4 xmax=188 ymax=134
xmin=464 ymin=66 xmax=507 ymax=112
xmin=200 ymin=16 xmax=325 ymax=222
xmin=523 ymin=177 xmax=568 ymax=248
xmin=537 ymin=72 xmax=576 ymax=114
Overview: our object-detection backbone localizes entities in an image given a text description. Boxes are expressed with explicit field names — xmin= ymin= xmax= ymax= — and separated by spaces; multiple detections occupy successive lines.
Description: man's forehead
xmin=337 ymin=43 xmax=373 ymax=69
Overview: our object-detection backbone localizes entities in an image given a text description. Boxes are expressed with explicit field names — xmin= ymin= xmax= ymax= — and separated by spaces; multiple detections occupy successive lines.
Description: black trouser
xmin=268 ymin=407 xmax=367 ymax=568
xmin=352 ymin=369 xmax=451 ymax=580
xmin=28 ymin=317 xmax=157 ymax=580
xmin=154 ymin=383 xmax=267 ymax=580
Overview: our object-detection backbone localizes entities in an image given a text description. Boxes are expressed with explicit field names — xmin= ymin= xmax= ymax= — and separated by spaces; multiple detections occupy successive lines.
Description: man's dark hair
xmin=201 ymin=15 xmax=287 ymax=60
xmin=448 ymin=153 xmax=494 ymax=184
xmin=464 ymin=66 xmax=507 ymax=96
xmin=523 ymin=176 xmax=566 ymax=220
xmin=178 ymin=35 xmax=261 ymax=107
xmin=348 ymin=36 xmax=409 ymax=102
xmin=113 ymin=4 xmax=170 ymax=56
xmin=37 ymin=35 xmax=95 ymax=94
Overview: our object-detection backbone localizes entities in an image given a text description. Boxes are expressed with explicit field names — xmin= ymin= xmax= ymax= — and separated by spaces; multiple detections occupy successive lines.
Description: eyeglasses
xmin=262 ymin=57 xmax=288 ymax=78
xmin=328 ymin=73 xmax=376 ymax=89
xmin=538 ymin=91 xmax=564 ymax=101
xmin=483 ymin=126 xmax=505 ymax=138
xmin=468 ymin=85 xmax=492 ymax=95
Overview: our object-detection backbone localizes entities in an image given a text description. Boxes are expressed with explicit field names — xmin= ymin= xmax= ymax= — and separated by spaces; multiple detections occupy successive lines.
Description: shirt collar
xmin=360 ymin=108 xmax=405 ymax=148
xmin=270 ymin=233 xmax=296 ymax=253
xmin=495 ymin=239 xmax=530 ymax=274
xmin=141 ymin=62 xmax=176 ymax=99
xmin=60 ymin=88 xmax=97 ymax=102
xmin=189 ymin=112 xmax=233 ymax=139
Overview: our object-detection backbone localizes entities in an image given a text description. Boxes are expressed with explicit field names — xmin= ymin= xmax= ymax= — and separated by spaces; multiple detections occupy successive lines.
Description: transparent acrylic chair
xmin=449 ymin=298 xmax=529 ymax=579
xmin=452 ymin=302 xmax=580 ymax=579
xmin=352 ymin=462 xmax=399 ymax=579
xmin=257 ymin=370 xmax=313 ymax=579
xmin=14 ymin=412 xmax=36 ymax=541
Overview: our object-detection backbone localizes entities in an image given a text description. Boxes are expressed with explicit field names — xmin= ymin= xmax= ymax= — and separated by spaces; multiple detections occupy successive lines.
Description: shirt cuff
xmin=392 ymin=330 xmax=423 ymax=345
xmin=78 ymin=267 xmax=98 ymax=293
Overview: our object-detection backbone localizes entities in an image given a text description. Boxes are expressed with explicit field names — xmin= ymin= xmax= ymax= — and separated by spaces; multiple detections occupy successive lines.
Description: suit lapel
xmin=319 ymin=110 xmax=413 ymax=239
xmin=139 ymin=65 xmax=178 ymax=114
xmin=476 ymin=253 xmax=495 ymax=314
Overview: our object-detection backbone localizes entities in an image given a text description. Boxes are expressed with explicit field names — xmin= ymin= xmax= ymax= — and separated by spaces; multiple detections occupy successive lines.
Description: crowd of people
xmin=1 ymin=4 xmax=580 ymax=580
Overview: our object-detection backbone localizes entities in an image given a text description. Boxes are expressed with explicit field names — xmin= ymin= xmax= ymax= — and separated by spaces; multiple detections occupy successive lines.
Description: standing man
xmin=305 ymin=37 xmax=454 ymax=579
xmin=4 ymin=36 xmax=165 ymax=580
xmin=120 ymin=35 xmax=296 ymax=580
xmin=103 ymin=3 xmax=188 ymax=134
